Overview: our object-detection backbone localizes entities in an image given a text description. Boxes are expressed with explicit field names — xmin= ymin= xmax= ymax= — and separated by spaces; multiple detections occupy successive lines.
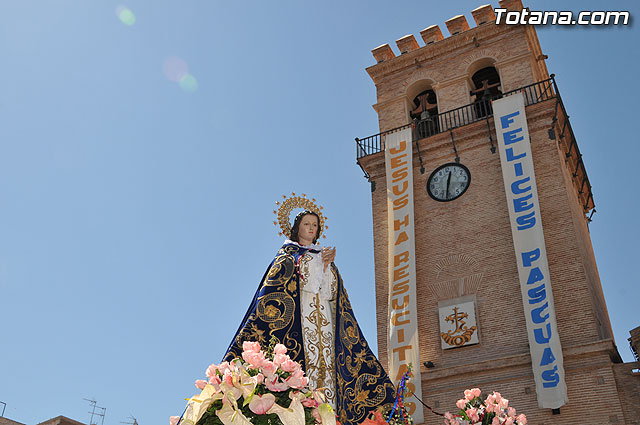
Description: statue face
xmin=298 ymin=214 xmax=319 ymax=245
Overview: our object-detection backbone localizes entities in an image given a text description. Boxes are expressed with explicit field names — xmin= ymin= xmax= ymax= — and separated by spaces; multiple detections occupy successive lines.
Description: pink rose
xmin=507 ymin=407 xmax=516 ymax=417
xmin=273 ymin=353 xmax=289 ymax=367
xmin=169 ymin=416 xmax=180 ymax=425
xmin=444 ymin=412 xmax=453 ymax=420
xmin=456 ymin=399 xmax=466 ymax=409
xmin=195 ymin=379 xmax=207 ymax=390
xmin=217 ymin=361 xmax=231 ymax=375
xmin=499 ymin=397 xmax=509 ymax=410
xmin=491 ymin=417 xmax=500 ymax=425
xmin=285 ymin=369 xmax=306 ymax=389
xmin=273 ymin=343 xmax=287 ymax=355
xmin=243 ymin=350 xmax=266 ymax=368
xmin=209 ymin=374 xmax=221 ymax=386
xmin=505 ymin=418 xmax=514 ymax=425
xmin=302 ymin=397 xmax=318 ymax=408
xmin=255 ymin=373 xmax=264 ymax=384
xmin=243 ymin=341 xmax=261 ymax=353
xmin=466 ymin=408 xmax=479 ymax=423
xmin=206 ymin=364 xmax=218 ymax=379
xmin=464 ymin=389 xmax=474 ymax=401
xmin=280 ymin=358 xmax=300 ymax=373
xmin=485 ymin=394 xmax=496 ymax=405
xmin=248 ymin=393 xmax=275 ymax=415
xmin=470 ymin=388 xmax=481 ymax=398
xmin=516 ymin=414 xmax=527 ymax=425
xmin=261 ymin=360 xmax=277 ymax=378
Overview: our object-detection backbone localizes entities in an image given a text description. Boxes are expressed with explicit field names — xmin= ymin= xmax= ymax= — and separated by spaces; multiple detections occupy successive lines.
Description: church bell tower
xmin=356 ymin=1 xmax=640 ymax=424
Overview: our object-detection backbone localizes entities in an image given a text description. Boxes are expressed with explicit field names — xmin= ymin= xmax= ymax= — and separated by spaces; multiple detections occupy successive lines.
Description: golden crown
xmin=273 ymin=193 xmax=328 ymax=239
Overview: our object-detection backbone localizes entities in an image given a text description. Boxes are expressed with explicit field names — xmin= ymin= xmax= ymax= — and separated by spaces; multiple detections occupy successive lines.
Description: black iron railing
xmin=355 ymin=77 xmax=556 ymax=159
xmin=355 ymin=75 xmax=595 ymax=216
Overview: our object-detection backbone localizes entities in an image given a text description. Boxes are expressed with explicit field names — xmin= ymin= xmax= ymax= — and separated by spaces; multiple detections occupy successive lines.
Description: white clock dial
xmin=427 ymin=163 xmax=471 ymax=202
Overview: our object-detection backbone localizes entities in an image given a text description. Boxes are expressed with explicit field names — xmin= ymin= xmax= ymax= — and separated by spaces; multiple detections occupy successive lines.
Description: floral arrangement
xmin=443 ymin=388 xmax=527 ymax=425
xmin=170 ymin=340 xmax=336 ymax=425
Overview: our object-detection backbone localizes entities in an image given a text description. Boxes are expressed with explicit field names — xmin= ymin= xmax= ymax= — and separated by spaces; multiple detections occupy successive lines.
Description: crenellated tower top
xmin=365 ymin=0 xmax=552 ymax=134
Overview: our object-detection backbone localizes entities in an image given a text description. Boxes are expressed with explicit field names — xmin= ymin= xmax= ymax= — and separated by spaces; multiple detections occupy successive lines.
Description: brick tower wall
xmin=358 ymin=1 xmax=640 ymax=423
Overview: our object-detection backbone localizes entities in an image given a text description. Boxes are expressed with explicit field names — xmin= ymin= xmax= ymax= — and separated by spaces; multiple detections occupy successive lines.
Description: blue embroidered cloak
xmin=223 ymin=242 xmax=396 ymax=425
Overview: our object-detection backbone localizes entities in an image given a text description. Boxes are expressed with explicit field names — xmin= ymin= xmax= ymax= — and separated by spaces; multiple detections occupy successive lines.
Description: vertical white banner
xmin=493 ymin=93 xmax=568 ymax=409
xmin=384 ymin=128 xmax=423 ymax=423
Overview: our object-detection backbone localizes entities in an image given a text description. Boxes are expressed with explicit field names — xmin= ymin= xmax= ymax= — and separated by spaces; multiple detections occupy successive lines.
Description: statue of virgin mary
xmin=223 ymin=196 xmax=396 ymax=425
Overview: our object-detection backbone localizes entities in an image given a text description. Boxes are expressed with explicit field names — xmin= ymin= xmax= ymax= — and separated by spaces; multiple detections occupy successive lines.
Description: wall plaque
xmin=439 ymin=297 xmax=479 ymax=349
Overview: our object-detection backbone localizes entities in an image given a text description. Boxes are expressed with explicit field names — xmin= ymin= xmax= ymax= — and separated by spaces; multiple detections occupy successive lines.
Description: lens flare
xmin=179 ymin=74 xmax=198 ymax=92
xmin=162 ymin=56 xmax=189 ymax=82
xmin=115 ymin=6 xmax=136 ymax=26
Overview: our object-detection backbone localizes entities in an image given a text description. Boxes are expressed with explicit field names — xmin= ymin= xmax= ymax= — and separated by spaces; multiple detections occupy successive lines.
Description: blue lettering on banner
xmin=513 ymin=193 xmax=534 ymax=213
xmin=534 ymin=323 xmax=552 ymax=344
xmin=500 ymin=110 xmax=537 ymax=231
xmin=514 ymin=162 xmax=524 ymax=177
xmin=527 ymin=267 xmax=544 ymax=284
xmin=511 ymin=177 xmax=531 ymax=194
xmin=531 ymin=302 xmax=549 ymax=323
xmin=540 ymin=347 xmax=556 ymax=366
xmin=528 ymin=284 xmax=546 ymax=304
xmin=516 ymin=211 xmax=536 ymax=230
xmin=521 ymin=248 xmax=560 ymax=388
xmin=500 ymin=111 xmax=520 ymax=129
xmin=503 ymin=128 xmax=524 ymax=145
xmin=542 ymin=366 xmax=560 ymax=388
xmin=521 ymin=248 xmax=540 ymax=266
xmin=506 ymin=147 xmax=526 ymax=161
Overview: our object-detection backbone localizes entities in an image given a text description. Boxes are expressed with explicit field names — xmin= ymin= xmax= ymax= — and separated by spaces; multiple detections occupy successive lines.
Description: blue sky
xmin=0 ymin=1 xmax=638 ymax=424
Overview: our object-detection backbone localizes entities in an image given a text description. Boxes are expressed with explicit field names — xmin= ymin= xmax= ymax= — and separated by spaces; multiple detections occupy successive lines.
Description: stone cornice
xmin=495 ymin=51 xmax=535 ymax=68
xmin=372 ymin=95 xmax=409 ymax=113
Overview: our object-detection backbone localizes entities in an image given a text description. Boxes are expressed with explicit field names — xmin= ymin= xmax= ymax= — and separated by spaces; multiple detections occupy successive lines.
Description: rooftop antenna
xmin=121 ymin=415 xmax=138 ymax=425
xmin=1 ymin=401 xmax=6 ymax=417
xmin=84 ymin=398 xmax=106 ymax=425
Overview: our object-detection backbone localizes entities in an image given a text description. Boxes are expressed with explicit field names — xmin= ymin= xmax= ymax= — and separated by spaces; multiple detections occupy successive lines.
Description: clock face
xmin=427 ymin=163 xmax=471 ymax=202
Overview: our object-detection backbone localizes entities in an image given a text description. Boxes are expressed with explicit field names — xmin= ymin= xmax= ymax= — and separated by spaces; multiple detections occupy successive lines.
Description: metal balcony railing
xmin=355 ymin=75 xmax=595 ymax=217
xmin=355 ymin=77 xmax=556 ymax=159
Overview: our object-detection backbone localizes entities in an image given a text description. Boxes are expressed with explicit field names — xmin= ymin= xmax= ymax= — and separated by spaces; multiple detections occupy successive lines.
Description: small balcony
xmin=355 ymin=77 xmax=596 ymax=218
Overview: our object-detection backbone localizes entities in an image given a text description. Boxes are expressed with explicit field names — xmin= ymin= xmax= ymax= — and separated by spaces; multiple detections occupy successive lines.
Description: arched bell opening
xmin=470 ymin=66 xmax=502 ymax=118
xmin=407 ymin=80 xmax=440 ymax=140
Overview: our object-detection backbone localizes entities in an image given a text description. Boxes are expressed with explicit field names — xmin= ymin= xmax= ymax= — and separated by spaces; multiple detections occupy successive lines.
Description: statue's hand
xmin=322 ymin=247 xmax=336 ymax=272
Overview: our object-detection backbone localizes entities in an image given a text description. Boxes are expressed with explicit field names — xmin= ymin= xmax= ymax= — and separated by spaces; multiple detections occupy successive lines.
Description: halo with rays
xmin=273 ymin=193 xmax=328 ymax=239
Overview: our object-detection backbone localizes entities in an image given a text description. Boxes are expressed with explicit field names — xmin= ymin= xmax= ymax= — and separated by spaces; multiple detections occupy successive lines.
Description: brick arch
xmin=466 ymin=57 xmax=499 ymax=79
xmin=460 ymin=48 xmax=503 ymax=75
xmin=399 ymin=69 xmax=442 ymax=98
xmin=406 ymin=78 xmax=436 ymax=108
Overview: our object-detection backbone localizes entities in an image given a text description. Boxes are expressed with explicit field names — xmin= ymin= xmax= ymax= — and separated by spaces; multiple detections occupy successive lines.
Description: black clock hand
xmin=446 ymin=172 xmax=452 ymax=199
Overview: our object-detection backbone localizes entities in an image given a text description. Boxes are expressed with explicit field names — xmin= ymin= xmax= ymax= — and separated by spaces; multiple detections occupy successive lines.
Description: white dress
xmin=296 ymin=245 xmax=338 ymax=407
